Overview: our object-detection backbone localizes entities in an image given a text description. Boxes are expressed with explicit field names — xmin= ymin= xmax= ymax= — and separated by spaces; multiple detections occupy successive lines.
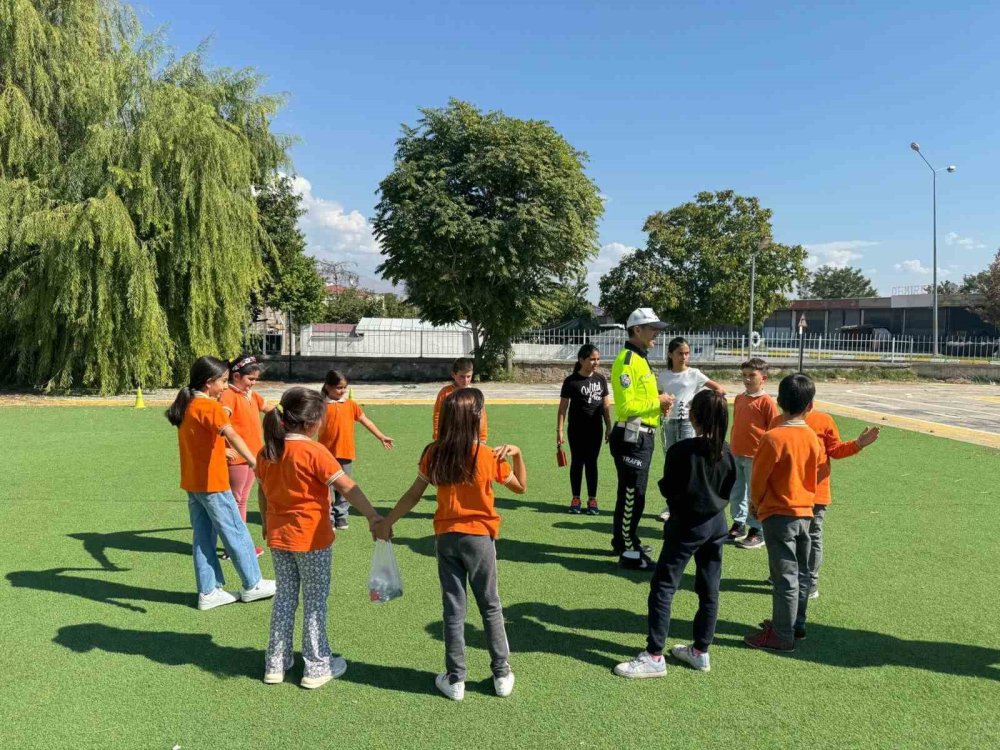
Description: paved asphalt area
xmin=5 ymin=380 xmax=997 ymax=449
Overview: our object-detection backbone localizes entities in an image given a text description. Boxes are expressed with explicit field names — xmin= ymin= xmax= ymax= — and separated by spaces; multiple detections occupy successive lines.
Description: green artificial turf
xmin=1 ymin=403 xmax=997 ymax=749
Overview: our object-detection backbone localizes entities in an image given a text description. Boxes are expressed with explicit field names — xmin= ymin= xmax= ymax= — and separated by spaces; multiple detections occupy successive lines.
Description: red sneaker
xmin=586 ymin=498 xmax=599 ymax=516
xmin=744 ymin=623 xmax=795 ymax=652
xmin=568 ymin=498 xmax=583 ymax=515
xmin=255 ymin=546 xmax=265 ymax=558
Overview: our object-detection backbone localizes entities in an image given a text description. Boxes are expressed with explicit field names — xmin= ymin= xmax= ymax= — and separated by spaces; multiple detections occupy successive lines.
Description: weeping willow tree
xmin=0 ymin=0 xmax=290 ymax=392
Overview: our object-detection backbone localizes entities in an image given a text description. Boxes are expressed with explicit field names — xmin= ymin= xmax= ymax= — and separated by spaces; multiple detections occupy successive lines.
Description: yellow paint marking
xmin=813 ymin=399 xmax=1000 ymax=450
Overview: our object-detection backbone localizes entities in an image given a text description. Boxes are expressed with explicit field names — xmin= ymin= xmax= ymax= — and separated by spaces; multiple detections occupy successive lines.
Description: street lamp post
xmin=910 ymin=142 xmax=956 ymax=358
xmin=748 ymin=238 xmax=770 ymax=357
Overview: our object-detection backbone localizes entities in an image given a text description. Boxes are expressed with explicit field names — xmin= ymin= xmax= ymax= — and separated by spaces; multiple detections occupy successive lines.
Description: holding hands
xmin=370 ymin=515 xmax=393 ymax=542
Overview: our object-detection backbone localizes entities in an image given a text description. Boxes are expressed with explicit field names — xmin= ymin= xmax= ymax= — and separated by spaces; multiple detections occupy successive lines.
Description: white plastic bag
xmin=368 ymin=540 xmax=403 ymax=603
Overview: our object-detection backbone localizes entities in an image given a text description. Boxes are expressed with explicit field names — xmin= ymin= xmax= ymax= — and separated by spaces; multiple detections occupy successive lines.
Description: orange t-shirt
xmin=750 ymin=422 xmax=822 ymax=522
xmin=255 ymin=436 xmax=345 ymax=552
xmin=432 ymin=384 xmax=488 ymax=442
xmin=730 ymin=392 xmax=779 ymax=458
xmin=177 ymin=395 xmax=231 ymax=492
xmin=418 ymin=444 xmax=513 ymax=538
xmin=219 ymin=386 xmax=265 ymax=465
xmin=318 ymin=398 xmax=364 ymax=460
xmin=769 ymin=411 xmax=861 ymax=505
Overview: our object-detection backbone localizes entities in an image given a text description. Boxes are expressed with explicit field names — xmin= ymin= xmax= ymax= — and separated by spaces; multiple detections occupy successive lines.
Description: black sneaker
xmin=568 ymin=498 xmax=583 ymax=515
xmin=334 ymin=518 xmax=349 ymax=530
xmin=737 ymin=530 xmax=765 ymax=549
xmin=726 ymin=522 xmax=747 ymax=543
xmin=619 ymin=551 xmax=652 ymax=570
xmin=612 ymin=543 xmax=652 ymax=556
xmin=585 ymin=499 xmax=599 ymax=516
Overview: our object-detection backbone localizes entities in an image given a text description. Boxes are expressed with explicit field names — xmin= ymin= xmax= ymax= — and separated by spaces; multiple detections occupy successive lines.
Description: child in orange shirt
xmin=257 ymin=387 xmax=383 ymax=689
xmin=319 ymin=370 xmax=394 ymax=530
xmin=433 ymin=357 xmax=488 ymax=442
xmin=165 ymin=356 xmax=275 ymax=611
xmin=769 ymin=407 xmax=879 ymax=600
xmin=744 ymin=373 xmax=822 ymax=652
xmin=219 ymin=354 xmax=274 ymax=557
xmin=378 ymin=387 xmax=526 ymax=701
xmin=728 ymin=358 xmax=779 ymax=549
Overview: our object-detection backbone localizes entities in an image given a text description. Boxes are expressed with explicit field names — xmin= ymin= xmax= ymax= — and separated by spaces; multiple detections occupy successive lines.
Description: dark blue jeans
xmin=646 ymin=511 xmax=728 ymax=653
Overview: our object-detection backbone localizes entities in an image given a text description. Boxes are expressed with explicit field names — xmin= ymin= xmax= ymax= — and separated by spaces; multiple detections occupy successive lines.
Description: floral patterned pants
xmin=266 ymin=547 xmax=333 ymax=678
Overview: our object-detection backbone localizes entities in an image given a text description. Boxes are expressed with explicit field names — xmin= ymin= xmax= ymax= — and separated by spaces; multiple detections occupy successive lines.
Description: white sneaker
xmin=658 ymin=508 xmax=671 ymax=522
xmin=670 ymin=644 xmax=711 ymax=672
xmin=240 ymin=578 xmax=276 ymax=603
xmin=435 ymin=672 xmax=465 ymax=701
xmin=493 ymin=671 xmax=515 ymax=697
xmin=613 ymin=651 xmax=666 ymax=679
xmin=301 ymin=656 xmax=347 ymax=689
xmin=197 ymin=587 xmax=238 ymax=611
xmin=808 ymin=585 xmax=820 ymax=600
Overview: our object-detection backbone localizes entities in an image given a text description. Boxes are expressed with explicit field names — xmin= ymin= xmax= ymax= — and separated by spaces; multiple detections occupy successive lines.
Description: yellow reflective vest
xmin=610 ymin=343 xmax=661 ymax=428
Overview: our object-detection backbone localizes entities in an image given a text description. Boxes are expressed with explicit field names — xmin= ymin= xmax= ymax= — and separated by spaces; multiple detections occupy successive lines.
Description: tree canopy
xmin=373 ymin=99 xmax=603 ymax=374
xmin=973 ymin=249 xmax=1000 ymax=326
xmin=255 ymin=174 xmax=326 ymax=326
xmin=0 ymin=0 xmax=290 ymax=392
xmin=801 ymin=266 xmax=878 ymax=299
xmin=599 ymin=191 xmax=807 ymax=328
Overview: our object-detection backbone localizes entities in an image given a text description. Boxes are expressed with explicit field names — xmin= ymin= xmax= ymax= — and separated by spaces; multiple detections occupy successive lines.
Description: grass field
xmin=1 ymin=402 xmax=998 ymax=749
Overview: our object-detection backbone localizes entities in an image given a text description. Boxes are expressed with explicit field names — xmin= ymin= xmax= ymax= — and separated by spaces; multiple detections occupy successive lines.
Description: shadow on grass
xmin=54 ymin=623 xmax=261 ymax=678
xmin=68 ymin=527 xmax=190 ymax=571
xmin=6 ymin=567 xmax=191 ymax=612
xmin=421 ymin=603 xmax=1000 ymax=680
xmin=340 ymin=662 xmax=439 ymax=695
xmin=390 ymin=534 xmax=649 ymax=582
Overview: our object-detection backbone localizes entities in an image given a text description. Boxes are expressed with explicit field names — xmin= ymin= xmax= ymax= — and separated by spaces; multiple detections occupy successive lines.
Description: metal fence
xmin=297 ymin=324 xmax=1000 ymax=365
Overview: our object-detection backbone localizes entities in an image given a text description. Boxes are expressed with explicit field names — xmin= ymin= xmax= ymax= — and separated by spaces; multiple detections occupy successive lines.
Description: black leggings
xmin=568 ymin=417 xmax=603 ymax=498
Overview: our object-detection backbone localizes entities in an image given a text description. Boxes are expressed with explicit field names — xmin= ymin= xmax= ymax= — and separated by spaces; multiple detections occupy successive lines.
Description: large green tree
xmin=0 ymin=0 xmax=289 ymax=392
xmin=255 ymin=174 xmax=326 ymax=326
xmin=598 ymin=249 xmax=681 ymax=324
xmin=801 ymin=266 xmax=878 ymax=299
xmin=600 ymin=191 xmax=807 ymax=328
xmin=373 ymin=100 xmax=603 ymax=374
xmin=973 ymin=249 xmax=1000 ymax=326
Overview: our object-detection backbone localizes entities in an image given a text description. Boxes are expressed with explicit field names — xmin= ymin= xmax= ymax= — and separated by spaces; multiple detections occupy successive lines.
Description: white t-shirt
xmin=657 ymin=367 xmax=710 ymax=421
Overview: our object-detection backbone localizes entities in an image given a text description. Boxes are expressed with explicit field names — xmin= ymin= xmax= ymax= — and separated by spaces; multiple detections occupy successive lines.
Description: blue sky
xmin=139 ymin=0 xmax=1000 ymax=299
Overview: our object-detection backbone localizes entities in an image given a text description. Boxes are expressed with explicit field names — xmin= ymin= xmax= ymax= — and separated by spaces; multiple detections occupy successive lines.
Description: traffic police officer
xmin=609 ymin=308 xmax=674 ymax=569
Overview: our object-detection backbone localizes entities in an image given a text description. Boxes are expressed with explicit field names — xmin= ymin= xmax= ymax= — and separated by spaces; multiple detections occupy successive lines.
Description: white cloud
xmin=895 ymin=259 xmax=951 ymax=277
xmin=803 ymin=240 xmax=877 ymax=270
xmin=944 ymin=232 xmax=986 ymax=250
xmin=584 ymin=242 xmax=638 ymax=302
xmin=290 ymin=175 xmax=382 ymax=266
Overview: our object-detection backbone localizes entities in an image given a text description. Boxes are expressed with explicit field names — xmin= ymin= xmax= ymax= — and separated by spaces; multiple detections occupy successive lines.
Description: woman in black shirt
xmin=557 ymin=344 xmax=612 ymax=515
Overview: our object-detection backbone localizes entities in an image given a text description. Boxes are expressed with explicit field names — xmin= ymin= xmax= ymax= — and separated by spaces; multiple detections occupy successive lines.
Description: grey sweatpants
xmin=331 ymin=460 xmax=353 ymax=522
xmin=808 ymin=504 xmax=827 ymax=585
xmin=762 ymin=515 xmax=812 ymax=641
xmin=435 ymin=532 xmax=511 ymax=682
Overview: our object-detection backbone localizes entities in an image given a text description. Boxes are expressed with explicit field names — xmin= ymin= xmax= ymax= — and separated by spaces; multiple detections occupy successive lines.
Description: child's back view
xmin=380 ymin=387 xmax=526 ymax=701
xmin=744 ymin=374 xmax=822 ymax=652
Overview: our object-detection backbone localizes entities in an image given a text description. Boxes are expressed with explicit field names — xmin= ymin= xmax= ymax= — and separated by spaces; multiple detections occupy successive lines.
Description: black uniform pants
xmin=609 ymin=424 xmax=654 ymax=553
xmin=568 ymin=416 xmax=603 ymax=499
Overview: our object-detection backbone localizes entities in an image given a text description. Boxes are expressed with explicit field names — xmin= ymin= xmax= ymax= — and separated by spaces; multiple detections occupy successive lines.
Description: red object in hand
xmin=556 ymin=446 xmax=568 ymax=467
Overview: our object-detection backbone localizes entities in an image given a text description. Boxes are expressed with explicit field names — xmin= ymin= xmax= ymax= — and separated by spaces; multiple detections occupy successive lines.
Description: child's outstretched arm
xmin=493 ymin=444 xmax=527 ymax=494
xmin=331 ymin=474 xmax=383 ymax=533
xmin=378 ymin=477 xmax=430 ymax=538
xmin=221 ymin=425 xmax=256 ymax=467
xmin=359 ymin=414 xmax=394 ymax=449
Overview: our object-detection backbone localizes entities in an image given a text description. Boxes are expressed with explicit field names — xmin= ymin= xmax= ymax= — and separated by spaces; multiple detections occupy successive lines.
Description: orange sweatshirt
xmin=730 ymin=392 xmax=779 ymax=458
xmin=750 ymin=421 xmax=822 ymax=521
xmin=769 ymin=411 xmax=861 ymax=505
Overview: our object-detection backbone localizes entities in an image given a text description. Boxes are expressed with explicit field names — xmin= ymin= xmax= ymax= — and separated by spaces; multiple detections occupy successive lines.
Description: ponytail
xmin=261 ymin=387 xmax=327 ymax=462
xmin=165 ymin=387 xmax=195 ymax=427
xmin=689 ymin=389 xmax=728 ymax=464
xmin=165 ymin=355 xmax=229 ymax=427
xmin=261 ymin=407 xmax=286 ymax=462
